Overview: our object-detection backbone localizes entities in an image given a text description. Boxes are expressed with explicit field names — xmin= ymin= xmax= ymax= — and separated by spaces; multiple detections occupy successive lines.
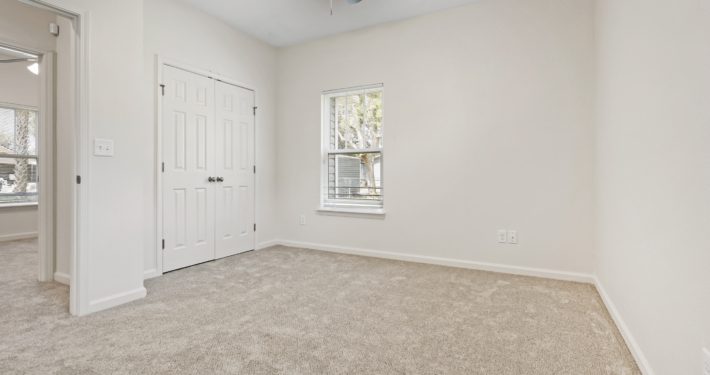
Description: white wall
xmin=44 ymin=0 xmax=147 ymax=313
xmin=141 ymin=0 xmax=278 ymax=276
xmin=0 ymin=62 xmax=41 ymax=106
xmin=0 ymin=0 xmax=56 ymax=53
xmin=595 ymin=0 xmax=710 ymax=373
xmin=276 ymin=0 xmax=597 ymax=275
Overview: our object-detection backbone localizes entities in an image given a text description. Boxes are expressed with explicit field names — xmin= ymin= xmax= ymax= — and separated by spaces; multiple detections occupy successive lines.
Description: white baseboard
xmin=54 ymin=272 xmax=70 ymax=285
xmin=88 ymin=287 xmax=147 ymax=314
xmin=276 ymin=239 xmax=594 ymax=284
xmin=0 ymin=232 xmax=38 ymax=242
xmin=256 ymin=239 xmax=281 ymax=250
xmin=143 ymin=268 xmax=162 ymax=280
xmin=594 ymin=277 xmax=654 ymax=375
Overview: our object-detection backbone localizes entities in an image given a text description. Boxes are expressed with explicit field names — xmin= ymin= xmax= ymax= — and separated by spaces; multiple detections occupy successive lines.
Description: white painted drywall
xmin=0 ymin=0 xmax=56 ymax=53
xmin=142 ymin=0 xmax=278 ymax=276
xmin=0 ymin=206 xmax=37 ymax=241
xmin=595 ymin=0 xmax=710 ymax=373
xmin=275 ymin=0 xmax=597 ymax=274
xmin=0 ymin=62 xmax=40 ymax=106
xmin=45 ymin=0 xmax=148 ymax=311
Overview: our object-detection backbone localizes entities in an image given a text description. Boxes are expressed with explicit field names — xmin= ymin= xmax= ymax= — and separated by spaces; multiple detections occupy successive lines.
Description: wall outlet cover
xmin=497 ymin=230 xmax=507 ymax=243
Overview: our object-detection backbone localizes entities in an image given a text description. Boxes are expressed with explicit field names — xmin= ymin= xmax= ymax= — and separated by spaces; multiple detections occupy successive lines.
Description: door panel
xmin=162 ymin=66 xmax=216 ymax=272
xmin=214 ymin=81 xmax=255 ymax=258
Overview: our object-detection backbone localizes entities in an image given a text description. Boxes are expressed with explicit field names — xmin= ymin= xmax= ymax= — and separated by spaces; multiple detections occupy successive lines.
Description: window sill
xmin=317 ymin=206 xmax=386 ymax=217
xmin=0 ymin=202 xmax=38 ymax=209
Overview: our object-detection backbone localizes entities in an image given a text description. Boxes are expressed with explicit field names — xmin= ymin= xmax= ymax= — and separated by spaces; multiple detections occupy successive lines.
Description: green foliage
xmin=334 ymin=91 xmax=383 ymax=150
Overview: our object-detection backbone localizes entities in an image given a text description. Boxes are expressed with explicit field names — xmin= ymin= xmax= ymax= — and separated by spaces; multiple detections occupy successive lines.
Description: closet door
xmin=162 ymin=66 xmax=216 ymax=272
xmin=214 ymin=81 xmax=255 ymax=258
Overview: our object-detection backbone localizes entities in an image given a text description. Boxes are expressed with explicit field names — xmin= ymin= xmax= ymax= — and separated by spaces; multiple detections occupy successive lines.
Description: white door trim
xmin=153 ymin=56 xmax=257 ymax=278
xmin=38 ymin=51 xmax=55 ymax=283
xmin=23 ymin=0 xmax=91 ymax=316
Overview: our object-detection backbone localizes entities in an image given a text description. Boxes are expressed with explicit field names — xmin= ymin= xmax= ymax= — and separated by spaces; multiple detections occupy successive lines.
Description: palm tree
xmin=14 ymin=109 xmax=30 ymax=193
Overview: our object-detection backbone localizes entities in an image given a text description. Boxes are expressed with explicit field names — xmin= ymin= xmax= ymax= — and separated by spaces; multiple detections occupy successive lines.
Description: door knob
xmin=216 ymin=177 xmax=224 ymax=182
xmin=208 ymin=177 xmax=216 ymax=183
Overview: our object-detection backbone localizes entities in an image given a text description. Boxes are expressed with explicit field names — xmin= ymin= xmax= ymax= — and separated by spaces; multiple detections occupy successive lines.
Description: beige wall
xmin=276 ymin=0 xmax=597 ymax=275
xmin=142 ymin=0 xmax=278 ymax=276
xmin=595 ymin=0 xmax=710 ymax=373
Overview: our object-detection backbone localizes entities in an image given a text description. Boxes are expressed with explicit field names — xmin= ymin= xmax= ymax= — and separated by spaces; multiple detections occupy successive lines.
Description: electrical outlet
xmin=703 ymin=347 xmax=710 ymax=375
xmin=497 ymin=230 xmax=507 ymax=243
xmin=299 ymin=214 xmax=306 ymax=226
xmin=508 ymin=230 xmax=518 ymax=244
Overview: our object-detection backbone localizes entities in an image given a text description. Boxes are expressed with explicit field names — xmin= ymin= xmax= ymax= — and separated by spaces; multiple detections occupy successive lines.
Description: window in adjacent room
xmin=0 ymin=104 xmax=39 ymax=206
xmin=321 ymin=84 xmax=384 ymax=213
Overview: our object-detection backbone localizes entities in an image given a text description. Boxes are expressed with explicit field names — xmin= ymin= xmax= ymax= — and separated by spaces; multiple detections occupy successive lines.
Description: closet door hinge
xmin=160 ymin=84 xmax=166 ymax=96
xmin=76 ymin=175 xmax=81 ymax=184
xmin=162 ymin=239 xmax=165 ymax=249
xmin=161 ymin=162 xmax=165 ymax=173
xmin=253 ymin=165 xmax=256 ymax=174
xmin=253 ymin=106 xmax=258 ymax=116
xmin=253 ymin=223 xmax=256 ymax=232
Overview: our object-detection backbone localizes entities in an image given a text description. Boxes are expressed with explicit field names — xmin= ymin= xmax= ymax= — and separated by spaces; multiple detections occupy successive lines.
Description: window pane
xmin=0 ymin=108 xmax=14 ymax=153
xmin=331 ymin=90 xmax=383 ymax=150
xmin=327 ymin=152 xmax=382 ymax=202
xmin=0 ymin=107 xmax=38 ymax=156
xmin=0 ymin=157 xmax=38 ymax=204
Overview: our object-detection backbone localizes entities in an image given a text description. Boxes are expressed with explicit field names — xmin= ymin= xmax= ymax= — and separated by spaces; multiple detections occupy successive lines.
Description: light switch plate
xmin=94 ymin=138 xmax=114 ymax=157
xmin=508 ymin=230 xmax=518 ymax=244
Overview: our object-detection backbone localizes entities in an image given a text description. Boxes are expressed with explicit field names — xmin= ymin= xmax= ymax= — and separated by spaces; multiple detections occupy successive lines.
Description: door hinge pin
xmin=253 ymin=223 xmax=256 ymax=232
xmin=161 ymin=162 xmax=165 ymax=172
xmin=253 ymin=165 xmax=256 ymax=174
xmin=253 ymin=106 xmax=258 ymax=116
xmin=160 ymin=84 xmax=166 ymax=96
xmin=162 ymin=239 xmax=165 ymax=249
xmin=76 ymin=175 xmax=81 ymax=184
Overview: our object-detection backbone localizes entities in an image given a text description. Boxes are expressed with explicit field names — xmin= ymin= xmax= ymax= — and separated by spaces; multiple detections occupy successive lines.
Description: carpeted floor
xmin=0 ymin=239 xmax=639 ymax=374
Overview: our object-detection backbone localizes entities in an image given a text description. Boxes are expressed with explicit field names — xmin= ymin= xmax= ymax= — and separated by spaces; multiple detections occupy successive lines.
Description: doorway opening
xmin=0 ymin=0 xmax=86 ymax=315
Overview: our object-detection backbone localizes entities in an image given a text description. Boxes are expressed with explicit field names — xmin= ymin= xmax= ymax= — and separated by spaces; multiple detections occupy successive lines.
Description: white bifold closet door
xmin=162 ymin=65 xmax=255 ymax=272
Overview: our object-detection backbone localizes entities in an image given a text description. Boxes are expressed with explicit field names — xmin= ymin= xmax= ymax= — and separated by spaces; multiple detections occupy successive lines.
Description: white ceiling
xmin=178 ymin=0 xmax=481 ymax=47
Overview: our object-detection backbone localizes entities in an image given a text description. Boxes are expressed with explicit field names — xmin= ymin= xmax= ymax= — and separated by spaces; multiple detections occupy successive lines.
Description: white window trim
xmin=320 ymin=83 xmax=385 ymax=214
xmin=0 ymin=102 xmax=40 ymax=207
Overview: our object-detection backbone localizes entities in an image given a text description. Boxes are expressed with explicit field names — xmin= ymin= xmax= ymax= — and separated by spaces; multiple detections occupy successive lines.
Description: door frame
xmin=152 ymin=56 xmax=257 ymax=278
xmin=19 ymin=0 xmax=91 ymax=316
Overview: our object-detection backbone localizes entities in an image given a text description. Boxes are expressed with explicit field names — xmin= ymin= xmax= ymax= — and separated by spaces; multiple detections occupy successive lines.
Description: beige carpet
xmin=0 ymin=239 xmax=639 ymax=374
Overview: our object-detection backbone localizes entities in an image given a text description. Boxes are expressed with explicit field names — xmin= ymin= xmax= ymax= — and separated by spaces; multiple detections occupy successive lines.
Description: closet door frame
xmin=152 ymin=56 xmax=257 ymax=279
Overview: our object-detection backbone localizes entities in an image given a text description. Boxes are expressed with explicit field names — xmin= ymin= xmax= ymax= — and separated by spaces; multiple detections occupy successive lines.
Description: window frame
xmin=320 ymin=84 xmax=385 ymax=214
xmin=0 ymin=102 xmax=40 ymax=207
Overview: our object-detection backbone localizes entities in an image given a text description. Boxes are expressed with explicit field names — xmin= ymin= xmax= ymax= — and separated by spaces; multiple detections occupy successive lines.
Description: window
xmin=0 ymin=104 xmax=39 ymax=206
xmin=321 ymin=84 xmax=384 ymax=212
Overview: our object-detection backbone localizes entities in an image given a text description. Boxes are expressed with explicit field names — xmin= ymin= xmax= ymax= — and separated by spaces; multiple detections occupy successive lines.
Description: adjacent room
xmin=0 ymin=0 xmax=707 ymax=374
